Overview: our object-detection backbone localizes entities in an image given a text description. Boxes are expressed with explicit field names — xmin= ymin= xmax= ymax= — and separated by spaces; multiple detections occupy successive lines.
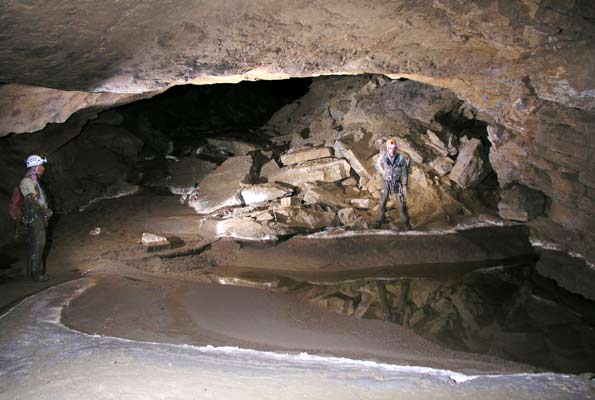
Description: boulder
xmin=303 ymin=185 xmax=349 ymax=208
xmin=424 ymin=130 xmax=449 ymax=157
xmin=337 ymin=207 xmax=369 ymax=229
xmin=337 ymin=207 xmax=358 ymax=226
xmin=449 ymin=138 xmax=491 ymax=188
xmin=260 ymin=159 xmax=281 ymax=180
xmin=206 ymin=138 xmax=258 ymax=155
xmin=280 ymin=146 xmax=333 ymax=166
xmin=393 ymin=137 xmax=423 ymax=164
xmin=350 ymin=198 xmax=374 ymax=209
xmin=200 ymin=217 xmax=287 ymax=242
xmin=188 ymin=155 xmax=253 ymax=214
xmin=280 ymin=196 xmax=301 ymax=207
xmin=269 ymin=158 xmax=351 ymax=187
xmin=341 ymin=177 xmax=358 ymax=187
xmin=498 ymin=184 xmax=546 ymax=222
xmin=273 ymin=205 xmax=338 ymax=230
xmin=536 ymin=250 xmax=595 ymax=301
xmin=333 ymin=140 xmax=376 ymax=181
xmin=141 ymin=232 xmax=171 ymax=252
xmin=240 ymin=183 xmax=293 ymax=205
xmin=429 ymin=157 xmax=455 ymax=177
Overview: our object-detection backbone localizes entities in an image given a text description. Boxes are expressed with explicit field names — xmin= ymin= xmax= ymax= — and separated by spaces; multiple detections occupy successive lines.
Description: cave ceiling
xmin=0 ymin=0 xmax=594 ymax=135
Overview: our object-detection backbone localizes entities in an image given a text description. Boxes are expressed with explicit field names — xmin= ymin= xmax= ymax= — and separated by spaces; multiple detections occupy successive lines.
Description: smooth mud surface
xmin=62 ymin=273 xmax=527 ymax=374
xmin=1 ymin=278 xmax=593 ymax=400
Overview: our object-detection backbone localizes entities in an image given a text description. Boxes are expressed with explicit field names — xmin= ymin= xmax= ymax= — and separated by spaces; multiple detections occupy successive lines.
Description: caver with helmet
xmin=20 ymin=154 xmax=52 ymax=281
xmin=373 ymin=138 xmax=412 ymax=229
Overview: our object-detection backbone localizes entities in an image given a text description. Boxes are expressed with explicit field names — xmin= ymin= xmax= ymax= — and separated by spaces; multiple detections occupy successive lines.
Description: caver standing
xmin=20 ymin=155 xmax=52 ymax=282
xmin=373 ymin=138 xmax=412 ymax=230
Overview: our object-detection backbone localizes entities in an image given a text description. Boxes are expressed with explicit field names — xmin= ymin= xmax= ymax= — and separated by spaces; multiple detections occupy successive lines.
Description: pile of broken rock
xmin=179 ymin=77 xmax=503 ymax=243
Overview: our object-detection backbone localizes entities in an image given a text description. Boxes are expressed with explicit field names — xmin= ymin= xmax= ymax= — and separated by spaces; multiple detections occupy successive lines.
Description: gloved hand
xmin=44 ymin=208 xmax=53 ymax=219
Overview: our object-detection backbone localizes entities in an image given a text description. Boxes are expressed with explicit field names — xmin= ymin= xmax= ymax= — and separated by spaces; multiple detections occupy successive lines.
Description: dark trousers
xmin=376 ymin=180 xmax=410 ymax=225
xmin=26 ymin=217 xmax=46 ymax=280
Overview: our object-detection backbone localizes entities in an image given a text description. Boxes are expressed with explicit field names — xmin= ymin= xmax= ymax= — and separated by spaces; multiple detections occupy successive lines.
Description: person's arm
xmin=400 ymin=157 xmax=409 ymax=195
xmin=374 ymin=153 xmax=384 ymax=174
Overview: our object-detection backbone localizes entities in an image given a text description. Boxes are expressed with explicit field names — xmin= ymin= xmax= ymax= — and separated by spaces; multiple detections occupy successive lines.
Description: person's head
xmin=25 ymin=155 xmax=47 ymax=176
xmin=386 ymin=138 xmax=397 ymax=155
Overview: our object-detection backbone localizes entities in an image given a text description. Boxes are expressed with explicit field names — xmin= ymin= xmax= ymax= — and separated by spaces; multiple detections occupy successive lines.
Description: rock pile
xmin=189 ymin=76 xmax=498 ymax=241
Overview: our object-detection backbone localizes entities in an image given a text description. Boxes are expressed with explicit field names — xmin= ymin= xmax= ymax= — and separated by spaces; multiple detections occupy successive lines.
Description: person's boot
xmin=404 ymin=221 xmax=413 ymax=231
xmin=32 ymin=273 xmax=49 ymax=282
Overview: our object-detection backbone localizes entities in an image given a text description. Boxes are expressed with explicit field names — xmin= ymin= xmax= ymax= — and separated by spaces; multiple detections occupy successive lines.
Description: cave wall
xmin=0 ymin=0 xmax=594 ymax=262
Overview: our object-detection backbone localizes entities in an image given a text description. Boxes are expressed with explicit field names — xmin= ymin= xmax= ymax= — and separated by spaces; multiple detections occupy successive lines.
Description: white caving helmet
xmin=25 ymin=155 xmax=47 ymax=168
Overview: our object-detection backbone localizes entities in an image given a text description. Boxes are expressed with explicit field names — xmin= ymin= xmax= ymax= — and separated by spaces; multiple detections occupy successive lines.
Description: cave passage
xmin=0 ymin=75 xmax=594 ymax=384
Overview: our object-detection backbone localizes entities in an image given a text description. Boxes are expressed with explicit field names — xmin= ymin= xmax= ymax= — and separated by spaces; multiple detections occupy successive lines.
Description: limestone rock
xmin=350 ymin=198 xmax=374 ymax=209
xmin=393 ymin=138 xmax=423 ymax=165
xmin=430 ymin=157 xmax=455 ymax=177
xmin=303 ymin=185 xmax=349 ymax=208
xmin=498 ymin=184 xmax=546 ymax=222
xmin=333 ymin=140 xmax=376 ymax=181
xmin=280 ymin=147 xmax=333 ymax=166
xmin=450 ymin=138 xmax=490 ymax=189
xmin=341 ymin=177 xmax=358 ymax=187
xmin=337 ymin=208 xmax=358 ymax=226
xmin=200 ymin=217 xmax=285 ymax=242
xmin=141 ymin=232 xmax=170 ymax=252
xmin=536 ymin=250 xmax=595 ymax=302
xmin=269 ymin=158 xmax=351 ymax=187
xmin=240 ymin=183 xmax=292 ymax=205
xmin=280 ymin=196 xmax=301 ymax=207
xmin=424 ymin=130 xmax=449 ymax=157
xmin=188 ymin=156 xmax=252 ymax=214
xmin=206 ymin=138 xmax=258 ymax=155
xmin=274 ymin=205 xmax=338 ymax=230
xmin=337 ymin=207 xmax=369 ymax=229
xmin=260 ymin=159 xmax=281 ymax=180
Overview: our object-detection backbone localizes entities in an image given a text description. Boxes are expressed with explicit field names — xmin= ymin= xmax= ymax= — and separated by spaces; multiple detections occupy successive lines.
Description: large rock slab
xmin=499 ymin=184 xmax=546 ymax=222
xmin=302 ymin=184 xmax=349 ymax=208
xmin=333 ymin=140 xmax=376 ymax=181
xmin=273 ymin=205 xmax=338 ymax=230
xmin=240 ymin=183 xmax=293 ymax=205
xmin=260 ymin=159 xmax=282 ymax=180
xmin=449 ymin=138 xmax=490 ymax=189
xmin=200 ymin=217 xmax=289 ymax=242
xmin=188 ymin=156 xmax=252 ymax=214
xmin=280 ymin=147 xmax=333 ymax=166
xmin=268 ymin=158 xmax=351 ymax=187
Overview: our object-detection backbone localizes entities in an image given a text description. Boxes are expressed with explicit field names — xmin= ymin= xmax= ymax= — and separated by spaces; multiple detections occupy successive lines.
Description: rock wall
xmin=1 ymin=0 xmax=594 ymax=264
xmin=0 ymin=1 xmax=593 ymax=135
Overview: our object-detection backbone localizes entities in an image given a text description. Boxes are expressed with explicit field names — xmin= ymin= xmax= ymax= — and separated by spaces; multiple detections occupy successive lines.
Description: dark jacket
xmin=375 ymin=152 xmax=408 ymax=186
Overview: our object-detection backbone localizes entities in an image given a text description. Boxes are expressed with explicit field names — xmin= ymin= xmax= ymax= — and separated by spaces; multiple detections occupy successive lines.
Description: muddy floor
xmin=1 ymin=192 xmax=594 ymax=399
